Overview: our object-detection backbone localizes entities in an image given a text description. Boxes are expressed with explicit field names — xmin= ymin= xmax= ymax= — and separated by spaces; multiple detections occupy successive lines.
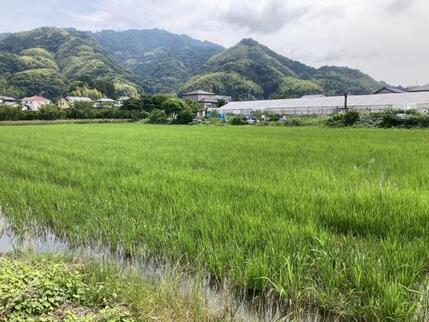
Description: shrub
xmin=147 ymin=109 xmax=168 ymax=124
xmin=343 ymin=111 xmax=360 ymax=126
xmin=230 ymin=115 xmax=247 ymax=125
xmin=65 ymin=105 xmax=96 ymax=119
xmin=175 ymin=108 xmax=193 ymax=124
xmin=284 ymin=118 xmax=303 ymax=127
xmin=325 ymin=111 xmax=360 ymax=127
xmin=160 ymin=98 xmax=187 ymax=116
xmin=38 ymin=104 xmax=65 ymax=120
xmin=0 ymin=105 xmax=24 ymax=121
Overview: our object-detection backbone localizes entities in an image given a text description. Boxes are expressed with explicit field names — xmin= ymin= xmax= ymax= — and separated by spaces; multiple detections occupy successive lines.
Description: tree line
xmin=0 ymin=95 xmax=201 ymax=124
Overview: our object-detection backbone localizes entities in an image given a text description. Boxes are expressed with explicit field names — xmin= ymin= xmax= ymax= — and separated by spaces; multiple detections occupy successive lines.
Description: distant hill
xmin=0 ymin=27 xmax=142 ymax=99
xmin=92 ymin=29 xmax=224 ymax=93
xmin=0 ymin=28 xmax=382 ymax=100
xmin=0 ymin=33 xmax=11 ymax=41
xmin=180 ymin=39 xmax=381 ymax=99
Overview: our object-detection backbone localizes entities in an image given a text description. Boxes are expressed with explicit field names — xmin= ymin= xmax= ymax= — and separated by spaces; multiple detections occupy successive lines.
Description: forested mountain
xmin=0 ymin=33 xmax=11 ymax=41
xmin=92 ymin=29 xmax=224 ymax=93
xmin=180 ymin=39 xmax=381 ymax=99
xmin=0 ymin=27 xmax=142 ymax=99
xmin=0 ymin=27 xmax=382 ymax=100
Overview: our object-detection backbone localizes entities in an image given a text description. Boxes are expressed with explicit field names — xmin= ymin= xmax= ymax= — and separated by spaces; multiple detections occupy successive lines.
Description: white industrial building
xmin=218 ymin=92 xmax=429 ymax=116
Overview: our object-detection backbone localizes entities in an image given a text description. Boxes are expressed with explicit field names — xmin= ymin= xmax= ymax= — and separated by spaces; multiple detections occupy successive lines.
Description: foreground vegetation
xmin=325 ymin=109 xmax=429 ymax=128
xmin=0 ymin=125 xmax=429 ymax=320
xmin=0 ymin=253 xmax=217 ymax=321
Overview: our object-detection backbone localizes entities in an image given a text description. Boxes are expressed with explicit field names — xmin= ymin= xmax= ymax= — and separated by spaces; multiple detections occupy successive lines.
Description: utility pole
xmin=344 ymin=92 xmax=349 ymax=112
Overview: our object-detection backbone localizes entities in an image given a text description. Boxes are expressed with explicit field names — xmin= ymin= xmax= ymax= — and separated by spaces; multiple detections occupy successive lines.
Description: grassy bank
xmin=0 ymin=119 xmax=132 ymax=126
xmin=0 ymin=253 xmax=219 ymax=321
xmin=0 ymin=124 xmax=429 ymax=320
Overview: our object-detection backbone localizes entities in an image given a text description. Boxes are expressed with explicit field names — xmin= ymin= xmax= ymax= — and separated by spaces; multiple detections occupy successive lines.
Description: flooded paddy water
xmin=0 ymin=209 xmax=324 ymax=322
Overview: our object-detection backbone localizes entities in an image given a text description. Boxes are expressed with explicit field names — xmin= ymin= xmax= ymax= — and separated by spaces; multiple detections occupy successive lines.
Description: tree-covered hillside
xmin=0 ymin=27 xmax=142 ymax=99
xmin=92 ymin=29 xmax=224 ymax=93
xmin=180 ymin=39 xmax=381 ymax=99
xmin=0 ymin=33 xmax=11 ymax=41
xmin=0 ymin=28 xmax=382 ymax=100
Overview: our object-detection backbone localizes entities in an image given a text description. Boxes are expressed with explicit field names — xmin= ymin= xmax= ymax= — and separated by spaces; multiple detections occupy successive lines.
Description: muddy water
xmin=0 ymin=213 xmax=322 ymax=322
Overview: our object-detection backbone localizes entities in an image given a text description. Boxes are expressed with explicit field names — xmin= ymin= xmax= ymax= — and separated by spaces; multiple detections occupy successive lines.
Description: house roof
xmin=0 ymin=96 xmax=16 ymax=101
xmin=96 ymin=98 xmax=116 ymax=102
xmin=373 ymin=86 xmax=405 ymax=94
xmin=199 ymin=99 xmax=219 ymax=103
xmin=301 ymin=94 xmax=326 ymax=98
xmin=220 ymin=92 xmax=429 ymax=111
xmin=22 ymin=96 xmax=50 ymax=102
xmin=183 ymin=90 xmax=214 ymax=96
xmin=66 ymin=96 xmax=93 ymax=102
xmin=408 ymin=84 xmax=429 ymax=92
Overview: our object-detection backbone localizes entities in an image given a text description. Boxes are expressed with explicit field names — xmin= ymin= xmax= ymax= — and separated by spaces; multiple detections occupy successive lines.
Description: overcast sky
xmin=1 ymin=0 xmax=428 ymax=86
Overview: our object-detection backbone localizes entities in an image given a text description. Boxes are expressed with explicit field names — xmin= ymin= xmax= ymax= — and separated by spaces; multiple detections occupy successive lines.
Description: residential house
xmin=95 ymin=98 xmax=116 ymax=108
xmin=0 ymin=96 xmax=18 ymax=107
xmin=58 ymin=96 xmax=93 ymax=109
xmin=408 ymin=84 xmax=429 ymax=92
xmin=182 ymin=90 xmax=232 ymax=117
xmin=373 ymin=86 xmax=405 ymax=94
xmin=21 ymin=96 xmax=51 ymax=111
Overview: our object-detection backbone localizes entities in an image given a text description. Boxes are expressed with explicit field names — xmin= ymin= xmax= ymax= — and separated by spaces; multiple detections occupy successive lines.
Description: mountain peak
xmin=238 ymin=38 xmax=260 ymax=47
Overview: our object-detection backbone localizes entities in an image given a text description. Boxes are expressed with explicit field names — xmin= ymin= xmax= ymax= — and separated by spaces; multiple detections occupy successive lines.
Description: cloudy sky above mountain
xmin=1 ymin=0 xmax=428 ymax=86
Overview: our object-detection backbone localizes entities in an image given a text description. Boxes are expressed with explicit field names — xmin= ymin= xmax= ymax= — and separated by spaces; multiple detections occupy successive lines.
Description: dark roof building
xmin=373 ymin=86 xmax=405 ymax=94
xmin=183 ymin=90 xmax=214 ymax=96
xmin=408 ymin=84 xmax=429 ymax=92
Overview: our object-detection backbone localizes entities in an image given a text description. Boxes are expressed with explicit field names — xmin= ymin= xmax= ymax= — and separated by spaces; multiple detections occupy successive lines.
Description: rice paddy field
xmin=0 ymin=124 xmax=429 ymax=320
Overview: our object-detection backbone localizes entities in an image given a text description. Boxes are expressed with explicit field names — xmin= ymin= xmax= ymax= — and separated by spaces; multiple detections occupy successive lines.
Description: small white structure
xmin=21 ymin=96 xmax=51 ymax=111
xmin=0 ymin=96 xmax=18 ymax=107
xmin=66 ymin=96 xmax=93 ymax=103
xmin=116 ymin=96 xmax=130 ymax=107
xmin=95 ymin=98 xmax=116 ymax=108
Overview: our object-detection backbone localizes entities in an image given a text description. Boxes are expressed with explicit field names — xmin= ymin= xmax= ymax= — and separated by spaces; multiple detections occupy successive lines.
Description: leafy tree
xmin=180 ymin=72 xmax=263 ymax=100
xmin=160 ymin=98 xmax=187 ymax=117
xmin=218 ymin=99 xmax=227 ymax=107
xmin=184 ymin=99 xmax=200 ymax=115
xmin=65 ymin=102 xmax=96 ymax=119
xmin=0 ymin=105 xmax=23 ymax=120
xmin=176 ymin=108 xmax=193 ymax=124
xmin=121 ymin=94 xmax=171 ymax=113
xmin=343 ymin=111 xmax=360 ymax=126
xmin=38 ymin=104 xmax=65 ymax=120
xmin=147 ymin=109 xmax=168 ymax=124
xmin=271 ymin=77 xmax=323 ymax=99
xmin=69 ymin=84 xmax=103 ymax=100
xmin=251 ymin=110 xmax=264 ymax=121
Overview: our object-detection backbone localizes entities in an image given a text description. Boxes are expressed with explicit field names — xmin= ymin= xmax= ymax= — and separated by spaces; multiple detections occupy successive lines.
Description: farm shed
xmin=219 ymin=92 xmax=429 ymax=116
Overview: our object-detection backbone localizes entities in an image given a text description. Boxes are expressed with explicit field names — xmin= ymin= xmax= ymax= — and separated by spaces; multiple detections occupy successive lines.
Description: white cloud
xmin=0 ymin=0 xmax=428 ymax=85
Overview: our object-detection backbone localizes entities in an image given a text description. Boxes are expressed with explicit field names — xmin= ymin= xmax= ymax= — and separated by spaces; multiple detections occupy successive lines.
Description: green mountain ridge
xmin=180 ymin=38 xmax=382 ymax=99
xmin=91 ymin=29 xmax=224 ymax=93
xmin=0 ymin=27 xmax=382 ymax=100
xmin=0 ymin=27 xmax=142 ymax=99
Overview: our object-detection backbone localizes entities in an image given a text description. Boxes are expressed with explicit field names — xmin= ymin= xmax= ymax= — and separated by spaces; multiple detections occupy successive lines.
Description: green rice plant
xmin=0 ymin=124 xmax=429 ymax=320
